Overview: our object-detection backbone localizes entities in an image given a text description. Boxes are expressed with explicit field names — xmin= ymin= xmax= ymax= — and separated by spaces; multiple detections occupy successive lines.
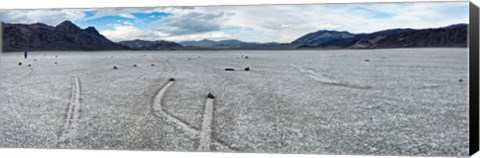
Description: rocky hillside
xmin=359 ymin=24 xmax=468 ymax=48
xmin=291 ymin=30 xmax=355 ymax=47
xmin=293 ymin=24 xmax=468 ymax=49
xmin=2 ymin=20 xmax=127 ymax=52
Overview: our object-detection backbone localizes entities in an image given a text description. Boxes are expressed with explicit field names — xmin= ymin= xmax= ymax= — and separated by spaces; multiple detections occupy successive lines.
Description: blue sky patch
xmin=77 ymin=16 xmax=133 ymax=31
xmin=132 ymin=12 xmax=171 ymax=20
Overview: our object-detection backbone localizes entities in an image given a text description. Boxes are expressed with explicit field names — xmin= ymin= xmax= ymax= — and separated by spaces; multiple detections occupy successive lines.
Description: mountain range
xmin=2 ymin=21 xmax=127 ymax=52
xmin=117 ymin=39 xmax=183 ymax=50
xmin=1 ymin=20 xmax=468 ymax=52
xmin=294 ymin=24 xmax=467 ymax=49
xmin=177 ymin=39 xmax=290 ymax=50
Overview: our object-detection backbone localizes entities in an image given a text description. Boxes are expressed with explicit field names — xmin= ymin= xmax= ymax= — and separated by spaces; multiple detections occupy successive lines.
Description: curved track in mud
xmin=57 ymin=77 xmax=82 ymax=146
xmin=12 ymin=67 xmax=34 ymax=84
xmin=197 ymin=97 xmax=215 ymax=151
xmin=290 ymin=64 xmax=371 ymax=89
xmin=150 ymin=80 xmax=237 ymax=151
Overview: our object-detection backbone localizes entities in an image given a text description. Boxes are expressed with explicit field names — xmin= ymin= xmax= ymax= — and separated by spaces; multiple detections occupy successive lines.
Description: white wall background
xmin=0 ymin=1 xmax=478 ymax=158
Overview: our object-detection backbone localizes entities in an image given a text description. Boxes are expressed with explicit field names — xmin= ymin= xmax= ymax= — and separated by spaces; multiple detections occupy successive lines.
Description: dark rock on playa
xmin=207 ymin=93 xmax=215 ymax=99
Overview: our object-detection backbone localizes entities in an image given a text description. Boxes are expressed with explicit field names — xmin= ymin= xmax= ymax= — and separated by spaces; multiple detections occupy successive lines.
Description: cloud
xmin=82 ymin=8 xmax=145 ymax=21
xmin=101 ymin=25 xmax=231 ymax=42
xmin=218 ymin=5 xmax=343 ymax=42
xmin=157 ymin=11 xmax=229 ymax=35
xmin=162 ymin=31 xmax=232 ymax=41
xmin=1 ymin=9 xmax=89 ymax=26
xmin=101 ymin=25 xmax=168 ymax=41
xmin=215 ymin=2 xmax=467 ymax=42
xmin=319 ymin=24 xmax=340 ymax=30
xmin=349 ymin=6 xmax=393 ymax=19
xmin=1 ymin=2 xmax=469 ymax=43
xmin=117 ymin=20 xmax=133 ymax=25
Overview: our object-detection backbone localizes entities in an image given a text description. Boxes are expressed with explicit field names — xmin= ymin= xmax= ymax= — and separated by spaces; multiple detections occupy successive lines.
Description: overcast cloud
xmin=157 ymin=11 xmax=230 ymax=35
xmin=0 ymin=2 xmax=469 ymax=43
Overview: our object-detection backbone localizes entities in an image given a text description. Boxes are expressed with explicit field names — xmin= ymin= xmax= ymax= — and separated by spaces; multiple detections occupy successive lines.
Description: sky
xmin=0 ymin=2 xmax=469 ymax=43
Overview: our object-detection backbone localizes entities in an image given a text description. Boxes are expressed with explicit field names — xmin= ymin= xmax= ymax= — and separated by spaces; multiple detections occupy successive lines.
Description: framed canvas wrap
xmin=0 ymin=1 xmax=479 ymax=157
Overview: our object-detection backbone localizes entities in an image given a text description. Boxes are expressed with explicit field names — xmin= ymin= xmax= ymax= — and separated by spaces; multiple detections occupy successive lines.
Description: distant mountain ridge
xmin=179 ymin=39 xmax=290 ymax=49
xmin=118 ymin=39 xmax=184 ymax=50
xmin=293 ymin=24 xmax=468 ymax=49
xmin=1 ymin=21 xmax=468 ymax=52
xmin=291 ymin=30 xmax=355 ymax=46
xmin=2 ymin=20 xmax=127 ymax=52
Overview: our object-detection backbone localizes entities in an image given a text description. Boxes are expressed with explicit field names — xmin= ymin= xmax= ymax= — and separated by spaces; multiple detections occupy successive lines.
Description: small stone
xmin=18 ymin=62 xmax=22 ymax=66
xmin=151 ymin=64 xmax=155 ymax=66
xmin=207 ymin=93 xmax=215 ymax=99
xmin=244 ymin=67 xmax=250 ymax=71
xmin=113 ymin=66 xmax=118 ymax=69
xmin=169 ymin=78 xmax=175 ymax=81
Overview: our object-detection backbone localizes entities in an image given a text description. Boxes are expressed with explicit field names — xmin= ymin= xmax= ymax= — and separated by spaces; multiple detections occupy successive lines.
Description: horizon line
xmin=1 ymin=20 xmax=469 ymax=44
